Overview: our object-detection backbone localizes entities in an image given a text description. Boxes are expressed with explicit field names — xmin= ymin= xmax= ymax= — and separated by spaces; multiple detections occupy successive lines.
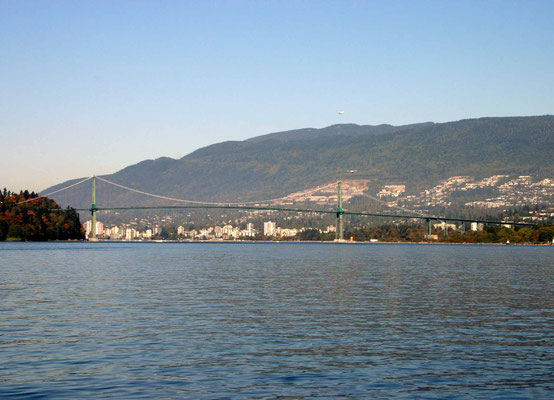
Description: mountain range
xmin=44 ymin=115 xmax=554 ymax=210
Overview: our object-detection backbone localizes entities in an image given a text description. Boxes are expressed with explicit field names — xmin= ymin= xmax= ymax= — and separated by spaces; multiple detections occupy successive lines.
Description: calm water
xmin=0 ymin=242 xmax=552 ymax=399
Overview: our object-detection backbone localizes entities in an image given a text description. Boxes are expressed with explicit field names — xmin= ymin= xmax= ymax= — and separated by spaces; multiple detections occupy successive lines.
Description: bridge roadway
xmin=75 ymin=204 xmax=536 ymax=228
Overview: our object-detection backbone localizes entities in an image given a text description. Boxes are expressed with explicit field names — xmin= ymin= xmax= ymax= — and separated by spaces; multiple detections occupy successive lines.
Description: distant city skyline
xmin=1 ymin=1 xmax=553 ymax=192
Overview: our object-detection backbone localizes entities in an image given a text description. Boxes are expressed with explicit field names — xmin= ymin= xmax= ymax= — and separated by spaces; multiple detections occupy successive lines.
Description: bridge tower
xmin=425 ymin=218 xmax=432 ymax=237
xmin=89 ymin=176 xmax=99 ymax=241
xmin=335 ymin=181 xmax=345 ymax=241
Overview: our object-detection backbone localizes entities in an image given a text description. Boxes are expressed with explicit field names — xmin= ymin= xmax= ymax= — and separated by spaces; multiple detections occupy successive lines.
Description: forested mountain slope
xmin=44 ymin=115 xmax=554 ymax=209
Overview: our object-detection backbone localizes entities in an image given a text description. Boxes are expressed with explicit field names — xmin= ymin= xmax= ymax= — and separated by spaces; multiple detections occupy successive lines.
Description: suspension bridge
xmin=37 ymin=175 xmax=537 ymax=241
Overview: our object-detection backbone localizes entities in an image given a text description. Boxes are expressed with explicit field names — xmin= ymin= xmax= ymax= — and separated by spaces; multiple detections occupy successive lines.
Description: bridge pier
xmin=426 ymin=218 xmax=432 ymax=236
xmin=424 ymin=218 xmax=436 ymax=240
xmin=335 ymin=181 xmax=345 ymax=241
xmin=89 ymin=176 xmax=99 ymax=241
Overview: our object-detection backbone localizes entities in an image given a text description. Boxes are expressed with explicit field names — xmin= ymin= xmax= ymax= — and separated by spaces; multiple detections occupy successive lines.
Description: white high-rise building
xmin=125 ymin=228 xmax=137 ymax=241
xmin=264 ymin=221 xmax=276 ymax=236
xmin=83 ymin=220 xmax=104 ymax=237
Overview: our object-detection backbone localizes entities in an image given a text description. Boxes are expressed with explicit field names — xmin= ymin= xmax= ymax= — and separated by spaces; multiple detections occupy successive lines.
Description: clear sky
xmin=1 ymin=0 xmax=553 ymax=192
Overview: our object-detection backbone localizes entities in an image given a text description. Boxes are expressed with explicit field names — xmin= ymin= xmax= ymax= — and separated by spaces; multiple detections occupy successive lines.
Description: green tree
xmin=7 ymin=224 xmax=24 ymax=239
xmin=0 ymin=219 xmax=8 ymax=241
xmin=298 ymin=229 xmax=322 ymax=240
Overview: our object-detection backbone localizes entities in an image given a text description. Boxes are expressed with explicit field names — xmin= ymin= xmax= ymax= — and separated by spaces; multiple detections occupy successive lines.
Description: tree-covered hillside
xmin=45 ymin=115 xmax=554 ymax=209
xmin=0 ymin=189 xmax=84 ymax=241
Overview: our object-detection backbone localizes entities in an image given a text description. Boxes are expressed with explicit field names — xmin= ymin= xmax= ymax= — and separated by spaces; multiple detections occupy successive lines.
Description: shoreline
xmin=3 ymin=239 xmax=551 ymax=246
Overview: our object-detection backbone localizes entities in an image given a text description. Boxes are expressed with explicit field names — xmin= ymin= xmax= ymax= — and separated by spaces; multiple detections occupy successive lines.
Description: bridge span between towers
xmin=46 ymin=175 xmax=536 ymax=241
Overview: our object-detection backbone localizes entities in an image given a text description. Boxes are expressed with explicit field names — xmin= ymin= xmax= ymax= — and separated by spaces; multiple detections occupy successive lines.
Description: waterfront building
xmin=125 ymin=228 xmax=138 ymax=241
xmin=264 ymin=221 xmax=276 ymax=236
xmin=83 ymin=220 xmax=104 ymax=238
xmin=471 ymin=222 xmax=484 ymax=232
xmin=279 ymin=228 xmax=298 ymax=237
xmin=222 ymin=225 xmax=234 ymax=235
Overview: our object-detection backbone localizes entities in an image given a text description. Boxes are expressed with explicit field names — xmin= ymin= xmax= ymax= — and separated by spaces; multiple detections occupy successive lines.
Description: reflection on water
xmin=0 ymin=242 xmax=552 ymax=398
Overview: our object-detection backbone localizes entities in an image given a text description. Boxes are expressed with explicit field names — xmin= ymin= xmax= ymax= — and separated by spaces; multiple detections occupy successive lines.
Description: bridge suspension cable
xmin=42 ymin=176 xmax=534 ymax=229
xmin=6 ymin=176 xmax=93 ymax=206
xmin=95 ymin=176 xmax=337 ymax=206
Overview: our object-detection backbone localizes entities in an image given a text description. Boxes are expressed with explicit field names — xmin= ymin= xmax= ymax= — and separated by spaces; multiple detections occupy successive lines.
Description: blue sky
xmin=1 ymin=0 xmax=553 ymax=191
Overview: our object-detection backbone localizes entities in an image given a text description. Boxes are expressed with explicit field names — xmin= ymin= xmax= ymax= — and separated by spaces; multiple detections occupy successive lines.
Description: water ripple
xmin=0 ymin=242 xmax=552 ymax=398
